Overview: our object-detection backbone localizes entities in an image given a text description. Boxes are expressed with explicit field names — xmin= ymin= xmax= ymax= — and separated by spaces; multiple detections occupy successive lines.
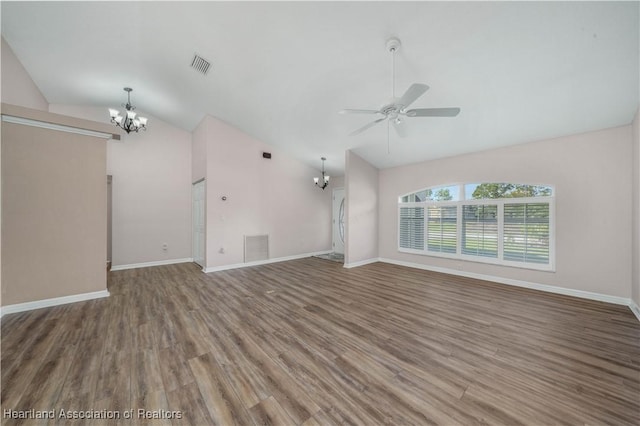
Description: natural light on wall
xmin=398 ymin=183 xmax=554 ymax=271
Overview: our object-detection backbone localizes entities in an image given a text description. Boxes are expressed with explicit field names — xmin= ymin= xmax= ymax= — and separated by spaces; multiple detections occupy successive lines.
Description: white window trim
xmin=398 ymin=195 xmax=556 ymax=272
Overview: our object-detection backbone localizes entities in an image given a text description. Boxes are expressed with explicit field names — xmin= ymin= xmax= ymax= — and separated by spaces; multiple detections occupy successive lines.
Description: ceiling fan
xmin=340 ymin=37 xmax=460 ymax=138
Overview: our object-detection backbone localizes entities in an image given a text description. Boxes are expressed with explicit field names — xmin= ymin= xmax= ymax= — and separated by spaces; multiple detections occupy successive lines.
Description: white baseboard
xmin=344 ymin=258 xmax=379 ymax=269
xmin=629 ymin=300 xmax=640 ymax=322
xmin=1 ymin=289 xmax=110 ymax=318
xmin=110 ymin=257 xmax=194 ymax=271
xmin=378 ymin=257 xmax=636 ymax=309
xmin=204 ymin=250 xmax=332 ymax=273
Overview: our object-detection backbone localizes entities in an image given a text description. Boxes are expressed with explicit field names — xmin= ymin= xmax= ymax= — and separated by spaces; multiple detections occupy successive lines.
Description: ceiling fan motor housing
xmin=381 ymin=103 xmax=401 ymax=118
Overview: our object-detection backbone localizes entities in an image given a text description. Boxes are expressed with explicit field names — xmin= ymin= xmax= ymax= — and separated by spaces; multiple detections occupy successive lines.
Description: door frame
xmin=107 ymin=175 xmax=112 ymax=271
xmin=332 ymin=187 xmax=345 ymax=255
xmin=192 ymin=178 xmax=206 ymax=268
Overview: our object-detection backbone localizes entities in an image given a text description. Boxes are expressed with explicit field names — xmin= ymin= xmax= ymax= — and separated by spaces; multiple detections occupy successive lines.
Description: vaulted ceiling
xmin=2 ymin=1 xmax=638 ymax=174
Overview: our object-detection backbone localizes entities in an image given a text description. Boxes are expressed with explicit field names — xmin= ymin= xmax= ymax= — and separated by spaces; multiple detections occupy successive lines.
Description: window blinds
xmin=461 ymin=204 xmax=498 ymax=258
xmin=427 ymin=206 xmax=457 ymax=253
xmin=504 ymin=203 xmax=550 ymax=264
xmin=399 ymin=207 xmax=424 ymax=250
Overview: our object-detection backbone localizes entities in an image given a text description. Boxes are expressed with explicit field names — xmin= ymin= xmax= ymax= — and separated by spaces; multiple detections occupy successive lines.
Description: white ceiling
xmin=2 ymin=1 xmax=638 ymax=175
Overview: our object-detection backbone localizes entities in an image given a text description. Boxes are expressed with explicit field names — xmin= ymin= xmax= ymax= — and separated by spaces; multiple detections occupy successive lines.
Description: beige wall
xmin=1 ymin=37 xmax=48 ymax=111
xmin=2 ymin=122 xmax=107 ymax=305
xmin=633 ymin=108 xmax=640 ymax=306
xmin=198 ymin=115 xmax=332 ymax=269
xmin=1 ymin=37 xmax=50 ymax=303
xmin=49 ymin=105 xmax=193 ymax=267
xmin=379 ymin=125 xmax=633 ymax=299
xmin=331 ymin=176 xmax=345 ymax=190
xmin=345 ymin=150 xmax=379 ymax=265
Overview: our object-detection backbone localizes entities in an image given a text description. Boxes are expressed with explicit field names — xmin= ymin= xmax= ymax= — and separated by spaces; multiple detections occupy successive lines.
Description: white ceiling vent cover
xmin=244 ymin=234 xmax=269 ymax=263
xmin=190 ymin=54 xmax=211 ymax=75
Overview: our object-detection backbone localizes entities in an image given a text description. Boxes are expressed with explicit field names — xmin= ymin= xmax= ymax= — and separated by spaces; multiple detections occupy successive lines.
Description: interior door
xmin=192 ymin=180 xmax=205 ymax=267
xmin=332 ymin=188 xmax=345 ymax=254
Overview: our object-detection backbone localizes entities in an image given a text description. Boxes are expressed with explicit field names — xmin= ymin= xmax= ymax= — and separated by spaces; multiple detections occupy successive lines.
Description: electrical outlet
xmin=162 ymin=243 xmax=168 ymax=251
xmin=219 ymin=247 xmax=225 ymax=254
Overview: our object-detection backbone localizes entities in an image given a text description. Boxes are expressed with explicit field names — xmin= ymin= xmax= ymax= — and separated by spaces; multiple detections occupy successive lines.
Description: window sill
xmin=397 ymin=248 xmax=556 ymax=272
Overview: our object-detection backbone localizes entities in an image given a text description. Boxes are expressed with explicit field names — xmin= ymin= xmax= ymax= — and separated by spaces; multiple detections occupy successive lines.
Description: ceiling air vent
xmin=190 ymin=54 xmax=211 ymax=75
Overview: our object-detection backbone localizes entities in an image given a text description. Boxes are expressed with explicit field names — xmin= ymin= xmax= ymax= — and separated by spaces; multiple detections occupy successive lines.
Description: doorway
xmin=192 ymin=179 xmax=205 ymax=268
xmin=332 ymin=188 xmax=345 ymax=255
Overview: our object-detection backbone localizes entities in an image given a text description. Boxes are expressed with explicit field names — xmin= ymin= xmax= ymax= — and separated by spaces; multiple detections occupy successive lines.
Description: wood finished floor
xmin=2 ymin=258 xmax=640 ymax=425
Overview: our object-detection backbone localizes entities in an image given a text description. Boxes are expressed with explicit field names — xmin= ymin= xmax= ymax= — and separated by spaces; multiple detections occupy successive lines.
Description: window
xmin=427 ymin=206 xmax=457 ymax=254
xmin=462 ymin=204 xmax=498 ymax=258
xmin=399 ymin=206 xmax=424 ymax=250
xmin=503 ymin=203 xmax=550 ymax=264
xmin=398 ymin=183 xmax=554 ymax=270
xmin=401 ymin=185 xmax=460 ymax=203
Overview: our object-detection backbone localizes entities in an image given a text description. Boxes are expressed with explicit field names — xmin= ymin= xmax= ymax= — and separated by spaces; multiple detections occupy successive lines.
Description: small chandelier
xmin=108 ymin=87 xmax=148 ymax=134
xmin=314 ymin=157 xmax=330 ymax=190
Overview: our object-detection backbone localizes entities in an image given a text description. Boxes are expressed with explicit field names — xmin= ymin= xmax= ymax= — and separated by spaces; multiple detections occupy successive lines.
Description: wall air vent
xmin=190 ymin=54 xmax=211 ymax=75
xmin=244 ymin=235 xmax=269 ymax=263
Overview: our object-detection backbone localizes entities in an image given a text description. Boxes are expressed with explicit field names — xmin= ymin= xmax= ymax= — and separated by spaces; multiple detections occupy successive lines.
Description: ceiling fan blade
xmin=340 ymin=109 xmax=382 ymax=115
xmin=397 ymin=83 xmax=429 ymax=109
xmin=392 ymin=119 xmax=407 ymax=138
xmin=348 ymin=117 xmax=386 ymax=136
xmin=405 ymin=107 xmax=461 ymax=117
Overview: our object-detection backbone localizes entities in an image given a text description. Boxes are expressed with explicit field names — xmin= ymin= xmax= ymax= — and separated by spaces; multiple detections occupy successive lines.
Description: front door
xmin=332 ymin=188 xmax=345 ymax=255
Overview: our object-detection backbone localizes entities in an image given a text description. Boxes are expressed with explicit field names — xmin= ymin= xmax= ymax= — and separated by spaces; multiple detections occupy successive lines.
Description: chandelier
xmin=109 ymin=87 xmax=148 ymax=134
xmin=314 ymin=157 xmax=330 ymax=190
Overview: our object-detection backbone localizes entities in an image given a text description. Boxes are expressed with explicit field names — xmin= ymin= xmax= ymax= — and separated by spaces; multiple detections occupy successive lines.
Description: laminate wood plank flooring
xmin=2 ymin=258 xmax=640 ymax=425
